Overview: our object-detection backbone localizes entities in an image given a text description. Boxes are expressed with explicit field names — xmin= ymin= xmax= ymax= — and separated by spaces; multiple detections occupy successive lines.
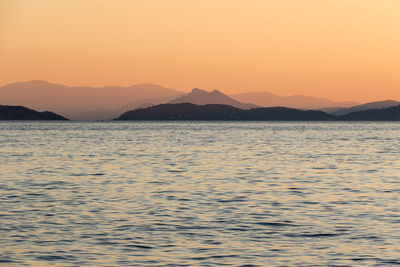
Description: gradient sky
xmin=1 ymin=0 xmax=399 ymax=101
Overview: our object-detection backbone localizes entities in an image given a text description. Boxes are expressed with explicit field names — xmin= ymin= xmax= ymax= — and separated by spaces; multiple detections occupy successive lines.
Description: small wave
xmin=285 ymin=233 xmax=342 ymax=238
xmin=256 ymin=222 xmax=298 ymax=227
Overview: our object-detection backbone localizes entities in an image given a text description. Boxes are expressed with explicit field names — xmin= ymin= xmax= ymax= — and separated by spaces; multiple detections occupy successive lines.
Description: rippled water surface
xmin=1 ymin=121 xmax=400 ymax=266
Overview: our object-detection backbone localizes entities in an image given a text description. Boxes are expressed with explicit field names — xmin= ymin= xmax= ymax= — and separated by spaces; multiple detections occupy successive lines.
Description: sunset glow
xmin=2 ymin=2 xmax=400 ymax=265
xmin=1 ymin=0 xmax=400 ymax=101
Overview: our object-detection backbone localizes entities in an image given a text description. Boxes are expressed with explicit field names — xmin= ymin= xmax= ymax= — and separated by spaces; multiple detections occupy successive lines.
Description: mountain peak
xmin=190 ymin=88 xmax=208 ymax=94
xmin=6 ymin=80 xmax=60 ymax=87
xmin=211 ymin=89 xmax=224 ymax=95
xmin=189 ymin=88 xmax=225 ymax=96
xmin=169 ymin=88 xmax=257 ymax=109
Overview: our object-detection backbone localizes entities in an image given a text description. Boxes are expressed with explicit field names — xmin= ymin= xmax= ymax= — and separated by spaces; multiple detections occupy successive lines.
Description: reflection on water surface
xmin=1 ymin=122 xmax=400 ymax=266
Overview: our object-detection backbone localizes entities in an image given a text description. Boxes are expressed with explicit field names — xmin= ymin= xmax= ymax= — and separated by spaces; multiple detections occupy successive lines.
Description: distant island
xmin=0 ymin=105 xmax=67 ymax=120
xmin=2 ymin=103 xmax=400 ymax=121
xmin=340 ymin=104 xmax=400 ymax=121
xmin=116 ymin=103 xmax=400 ymax=121
xmin=118 ymin=103 xmax=330 ymax=121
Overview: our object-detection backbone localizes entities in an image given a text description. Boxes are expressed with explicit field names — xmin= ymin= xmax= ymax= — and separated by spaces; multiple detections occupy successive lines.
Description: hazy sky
xmin=1 ymin=0 xmax=399 ymax=101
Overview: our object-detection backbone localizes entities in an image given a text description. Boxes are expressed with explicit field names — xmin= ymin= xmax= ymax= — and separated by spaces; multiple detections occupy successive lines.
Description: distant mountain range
xmin=1 ymin=80 xmax=399 ymax=120
xmin=0 ymin=80 xmax=359 ymax=120
xmin=0 ymin=81 xmax=181 ymax=120
xmin=231 ymin=91 xmax=358 ymax=110
xmin=117 ymin=103 xmax=400 ymax=121
xmin=0 ymin=105 xmax=67 ymax=120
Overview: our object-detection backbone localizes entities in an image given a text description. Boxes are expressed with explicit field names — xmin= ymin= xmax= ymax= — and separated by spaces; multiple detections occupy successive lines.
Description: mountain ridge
xmin=340 ymin=104 xmax=400 ymax=121
xmin=0 ymin=81 xmax=182 ymax=120
xmin=332 ymin=100 xmax=400 ymax=116
xmin=231 ymin=91 xmax=358 ymax=110
xmin=2 ymin=80 xmax=398 ymax=120
xmin=169 ymin=88 xmax=257 ymax=109
xmin=117 ymin=103 xmax=334 ymax=121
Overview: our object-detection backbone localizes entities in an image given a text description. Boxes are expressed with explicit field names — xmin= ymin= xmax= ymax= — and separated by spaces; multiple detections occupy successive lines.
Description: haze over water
xmin=1 ymin=121 xmax=400 ymax=266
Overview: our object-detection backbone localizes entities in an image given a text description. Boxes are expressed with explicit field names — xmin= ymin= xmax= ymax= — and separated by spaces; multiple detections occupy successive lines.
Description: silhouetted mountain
xmin=117 ymin=103 xmax=333 ymax=121
xmin=231 ymin=91 xmax=358 ymax=109
xmin=0 ymin=81 xmax=183 ymax=120
xmin=0 ymin=105 xmax=68 ymax=120
xmin=169 ymin=88 xmax=257 ymax=109
xmin=5 ymin=80 xmax=399 ymax=121
xmin=332 ymin=100 xmax=400 ymax=116
xmin=341 ymin=104 xmax=400 ymax=121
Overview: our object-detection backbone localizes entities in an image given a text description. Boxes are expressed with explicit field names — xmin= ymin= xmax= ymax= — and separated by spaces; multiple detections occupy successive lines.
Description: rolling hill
xmin=332 ymin=100 xmax=400 ymax=116
xmin=341 ymin=104 xmax=400 ymax=121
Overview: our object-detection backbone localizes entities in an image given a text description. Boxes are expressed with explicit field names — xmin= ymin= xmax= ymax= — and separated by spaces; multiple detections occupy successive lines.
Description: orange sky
xmin=1 ymin=0 xmax=399 ymax=101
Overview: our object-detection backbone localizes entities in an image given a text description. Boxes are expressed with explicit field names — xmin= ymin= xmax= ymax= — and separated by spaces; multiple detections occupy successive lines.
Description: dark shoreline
xmin=116 ymin=103 xmax=400 ymax=121
xmin=3 ymin=102 xmax=400 ymax=121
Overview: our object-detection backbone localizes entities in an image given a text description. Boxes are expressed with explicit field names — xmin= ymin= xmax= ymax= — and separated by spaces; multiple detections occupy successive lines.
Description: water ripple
xmin=1 ymin=121 xmax=400 ymax=266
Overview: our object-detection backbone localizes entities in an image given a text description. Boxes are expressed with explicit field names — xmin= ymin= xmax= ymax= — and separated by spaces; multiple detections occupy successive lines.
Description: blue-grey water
xmin=1 ymin=121 xmax=400 ymax=266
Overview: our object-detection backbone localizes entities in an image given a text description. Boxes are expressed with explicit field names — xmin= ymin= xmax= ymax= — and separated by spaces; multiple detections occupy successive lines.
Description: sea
xmin=1 ymin=121 xmax=400 ymax=266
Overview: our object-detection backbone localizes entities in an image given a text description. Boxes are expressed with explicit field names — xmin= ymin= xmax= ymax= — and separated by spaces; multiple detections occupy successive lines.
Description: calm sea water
xmin=1 ymin=121 xmax=400 ymax=266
